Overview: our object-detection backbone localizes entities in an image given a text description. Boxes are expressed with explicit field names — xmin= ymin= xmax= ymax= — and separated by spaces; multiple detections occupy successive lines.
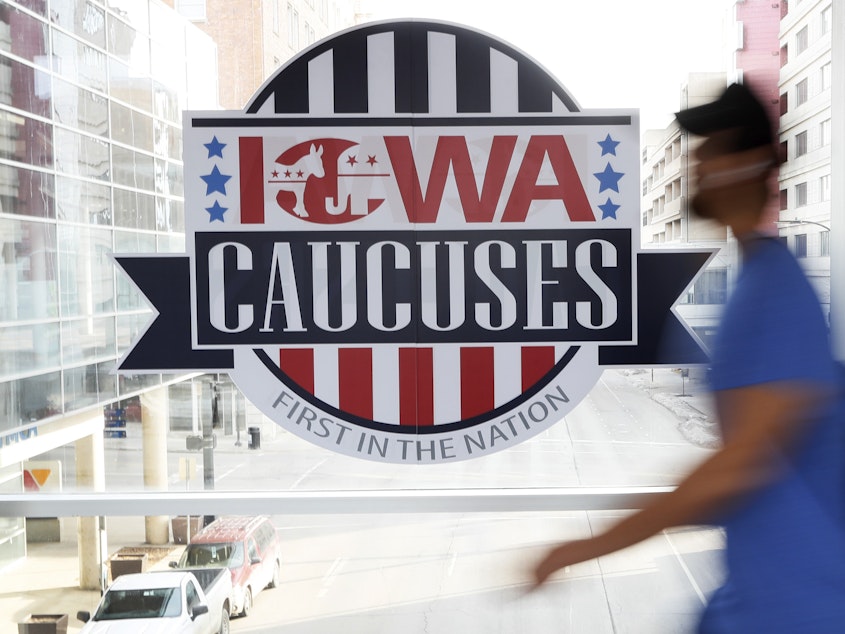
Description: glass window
xmin=51 ymin=30 xmax=108 ymax=94
xmin=0 ymin=218 xmax=59 ymax=321
xmin=118 ymin=369 xmax=160 ymax=396
xmin=152 ymin=120 xmax=183 ymax=161
xmin=0 ymin=110 xmax=53 ymax=168
xmin=51 ymin=1 xmax=107 ymax=49
xmin=63 ymin=360 xmax=117 ymax=411
xmin=0 ymin=371 xmax=61 ymax=428
xmin=779 ymin=188 xmax=788 ymax=211
xmin=820 ymin=62 xmax=831 ymax=91
xmin=111 ymin=145 xmax=154 ymax=191
xmin=55 ymin=176 xmax=111 ymax=225
xmin=107 ymin=14 xmax=150 ymax=75
xmin=54 ymin=127 xmax=109 ymax=180
xmin=820 ymin=230 xmax=830 ymax=256
xmin=62 ymin=316 xmax=116 ymax=364
xmin=820 ymin=118 xmax=831 ymax=145
xmin=0 ymin=164 xmax=55 ymax=219
xmin=51 ymin=77 xmax=109 ymax=137
xmin=795 ymin=182 xmax=808 ymax=206
xmin=795 ymin=130 xmax=808 ymax=156
xmin=821 ymin=6 xmax=831 ymax=34
xmin=14 ymin=1 xmax=47 ymax=17
xmin=113 ymin=187 xmax=155 ymax=230
xmin=110 ymin=101 xmax=153 ymax=152
xmin=820 ymin=174 xmax=830 ymax=202
xmin=154 ymin=159 xmax=182 ymax=197
xmin=0 ymin=5 xmax=50 ymax=64
xmin=796 ymin=25 xmax=809 ymax=53
xmin=794 ymin=233 xmax=807 ymax=258
xmin=0 ymin=322 xmax=60 ymax=379
xmin=0 ymin=55 xmax=52 ymax=118
xmin=109 ymin=57 xmax=152 ymax=113
xmin=796 ymin=77 xmax=809 ymax=105
xmin=58 ymin=224 xmax=115 ymax=317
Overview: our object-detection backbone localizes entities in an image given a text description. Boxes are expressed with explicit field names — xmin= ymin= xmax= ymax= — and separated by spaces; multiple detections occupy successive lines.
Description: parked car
xmin=172 ymin=515 xmax=281 ymax=617
xmin=77 ymin=568 xmax=233 ymax=634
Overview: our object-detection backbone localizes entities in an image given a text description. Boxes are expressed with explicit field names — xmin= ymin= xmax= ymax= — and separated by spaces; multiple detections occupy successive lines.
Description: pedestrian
xmin=529 ymin=82 xmax=845 ymax=632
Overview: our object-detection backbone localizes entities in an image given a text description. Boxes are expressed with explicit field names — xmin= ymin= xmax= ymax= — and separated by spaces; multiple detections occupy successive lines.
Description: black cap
xmin=675 ymin=82 xmax=774 ymax=152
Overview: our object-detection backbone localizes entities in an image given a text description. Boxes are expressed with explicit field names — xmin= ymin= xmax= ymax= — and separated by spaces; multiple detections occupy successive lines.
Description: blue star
xmin=204 ymin=136 xmax=226 ymax=158
xmin=598 ymin=134 xmax=620 ymax=156
xmin=206 ymin=200 xmax=228 ymax=222
xmin=594 ymin=163 xmax=624 ymax=193
xmin=200 ymin=165 xmax=232 ymax=196
xmin=598 ymin=198 xmax=620 ymax=220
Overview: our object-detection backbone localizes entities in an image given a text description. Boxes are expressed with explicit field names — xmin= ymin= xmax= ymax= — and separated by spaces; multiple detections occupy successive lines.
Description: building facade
xmin=778 ymin=0 xmax=832 ymax=319
xmin=0 ymin=0 xmax=217 ymax=570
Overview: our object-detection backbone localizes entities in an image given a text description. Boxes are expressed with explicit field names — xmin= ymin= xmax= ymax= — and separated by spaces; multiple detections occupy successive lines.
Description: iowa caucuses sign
xmin=116 ymin=21 xmax=710 ymax=464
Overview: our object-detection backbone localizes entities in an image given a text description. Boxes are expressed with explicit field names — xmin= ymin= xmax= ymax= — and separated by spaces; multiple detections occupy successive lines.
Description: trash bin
xmin=248 ymin=426 xmax=261 ymax=450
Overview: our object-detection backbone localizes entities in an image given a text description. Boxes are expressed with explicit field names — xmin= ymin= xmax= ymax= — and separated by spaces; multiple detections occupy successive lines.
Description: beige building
xmin=171 ymin=0 xmax=358 ymax=110
xmin=640 ymin=73 xmax=730 ymax=347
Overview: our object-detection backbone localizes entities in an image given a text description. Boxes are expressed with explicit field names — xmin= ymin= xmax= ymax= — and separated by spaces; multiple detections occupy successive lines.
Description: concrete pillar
xmin=76 ymin=431 xmax=106 ymax=591
xmin=141 ymin=386 xmax=170 ymax=545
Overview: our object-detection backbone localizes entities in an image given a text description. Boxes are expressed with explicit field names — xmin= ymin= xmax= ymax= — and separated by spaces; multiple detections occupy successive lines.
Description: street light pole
xmin=775 ymin=219 xmax=831 ymax=232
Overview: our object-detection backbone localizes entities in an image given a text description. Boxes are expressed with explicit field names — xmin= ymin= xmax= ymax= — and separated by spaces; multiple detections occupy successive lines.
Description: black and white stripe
xmin=246 ymin=21 xmax=579 ymax=117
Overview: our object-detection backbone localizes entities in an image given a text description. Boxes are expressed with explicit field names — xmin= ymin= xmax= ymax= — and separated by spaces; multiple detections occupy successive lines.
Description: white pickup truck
xmin=76 ymin=568 xmax=233 ymax=634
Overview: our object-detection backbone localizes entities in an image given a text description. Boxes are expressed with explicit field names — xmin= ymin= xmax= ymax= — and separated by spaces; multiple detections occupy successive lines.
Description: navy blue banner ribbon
xmin=116 ymin=250 xmax=710 ymax=372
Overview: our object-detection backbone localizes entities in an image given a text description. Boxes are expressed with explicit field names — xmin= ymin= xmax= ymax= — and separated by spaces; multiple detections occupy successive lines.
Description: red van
xmin=175 ymin=516 xmax=281 ymax=617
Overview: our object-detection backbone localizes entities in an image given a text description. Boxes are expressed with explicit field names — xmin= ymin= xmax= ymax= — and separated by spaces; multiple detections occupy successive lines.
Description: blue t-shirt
xmin=699 ymin=238 xmax=845 ymax=633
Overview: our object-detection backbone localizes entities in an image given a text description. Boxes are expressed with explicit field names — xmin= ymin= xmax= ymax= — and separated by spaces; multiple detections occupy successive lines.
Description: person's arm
xmin=531 ymin=382 xmax=824 ymax=588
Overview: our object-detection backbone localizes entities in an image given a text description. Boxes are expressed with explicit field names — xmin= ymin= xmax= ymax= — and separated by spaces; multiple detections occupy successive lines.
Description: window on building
xmin=780 ymin=140 xmax=788 ymax=159
xmin=780 ymin=44 xmax=788 ymax=67
xmin=781 ymin=0 xmax=789 ymax=18
xmin=820 ymin=174 xmax=830 ymax=202
xmin=820 ymin=119 xmax=831 ymax=145
xmin=795 ymin=131 xmax=808 ymax=157
xmin=820 ymin=230 xmax=830 ymax=256
xmin=821 ymin=6 xmax=831 ymax=34
xmin=273 ymin=0 xmax=280 ymax=34
xmin=288 ymin=4 xmax=299 ymax=49
xmin=780 ymin=189 xmax=788 ymax=211
xmin=821 ymin=63 xmax=831 ymax=91
xmin=780 ymin=91 xmax=788 ymax=115
xmin=796 ymin=78 xmax=809 ymax=105
xmin=795 ymin=182 xmax=808 ymax=207
xmin=796 ymin=25 xmax=809 ymax=54
xmin=794 ymin=233 xmax=808 ymax=258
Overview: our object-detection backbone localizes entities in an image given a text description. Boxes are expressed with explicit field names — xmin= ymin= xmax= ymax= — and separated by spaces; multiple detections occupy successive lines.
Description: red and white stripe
xmin=276 ymin=344 xmax=571 ymax=426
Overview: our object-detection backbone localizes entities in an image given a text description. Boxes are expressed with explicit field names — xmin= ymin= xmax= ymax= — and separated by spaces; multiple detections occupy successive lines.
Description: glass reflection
xmin=0 ymin=164 xmax=55 ymax=218
xmin=54 ymin=127 xmax=109 ymax=180
xmin=0 ymin=322 xmax=60 ymax=378
xmin=0 ymin=218 xmax=58 ymax=321
xmin=0 ymin=55 xmax=52 ymax=118
xmin=0 ymin=4 xmax=49 ymax=65
xmin=112 ymin=145 xmax=154 ymax=190
xmin=58 ymin=224 xmax=115 ymax=318
xmin=51 ymin=30 xmax=108 ymax=93
xmin=52 ymin=76 xmax=109 ymax=137
xmin=62 ymin=316 xmax=116 ymax=365
xmin=0 ymin=110 xmax=53 ymax=168
xmin=0 ymin=371 xmax=62 ymax=427
xmin=64 ymin=360 xmax=117 ymax=410
xmin=55 ymin=176 xmax=111 ymax=224
xmin=113 ymin=186 xmax=155 ymax=230
xmin=107 ymin=12 xmax=150 ymax=75
xmin=50 ymin=0 xmax=107 ymax=50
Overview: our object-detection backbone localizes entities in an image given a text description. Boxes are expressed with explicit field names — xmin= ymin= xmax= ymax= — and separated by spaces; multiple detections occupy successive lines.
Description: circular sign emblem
xmin=118 ymin=21 xmax=708 ymax=464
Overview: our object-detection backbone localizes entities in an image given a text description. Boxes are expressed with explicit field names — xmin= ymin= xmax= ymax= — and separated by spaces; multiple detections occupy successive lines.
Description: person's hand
xmin=529 ymin=539 xmax=598 ymax=591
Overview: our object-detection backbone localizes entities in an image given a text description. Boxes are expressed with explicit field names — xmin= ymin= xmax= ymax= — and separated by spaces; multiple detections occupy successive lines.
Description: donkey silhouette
xmin=275 ymin=144 xmax=325 ymax=218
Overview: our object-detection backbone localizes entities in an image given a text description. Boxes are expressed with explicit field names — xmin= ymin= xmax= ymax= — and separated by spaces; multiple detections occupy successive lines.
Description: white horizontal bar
xmin=0 ymin=487 xmax=672 ymax=518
